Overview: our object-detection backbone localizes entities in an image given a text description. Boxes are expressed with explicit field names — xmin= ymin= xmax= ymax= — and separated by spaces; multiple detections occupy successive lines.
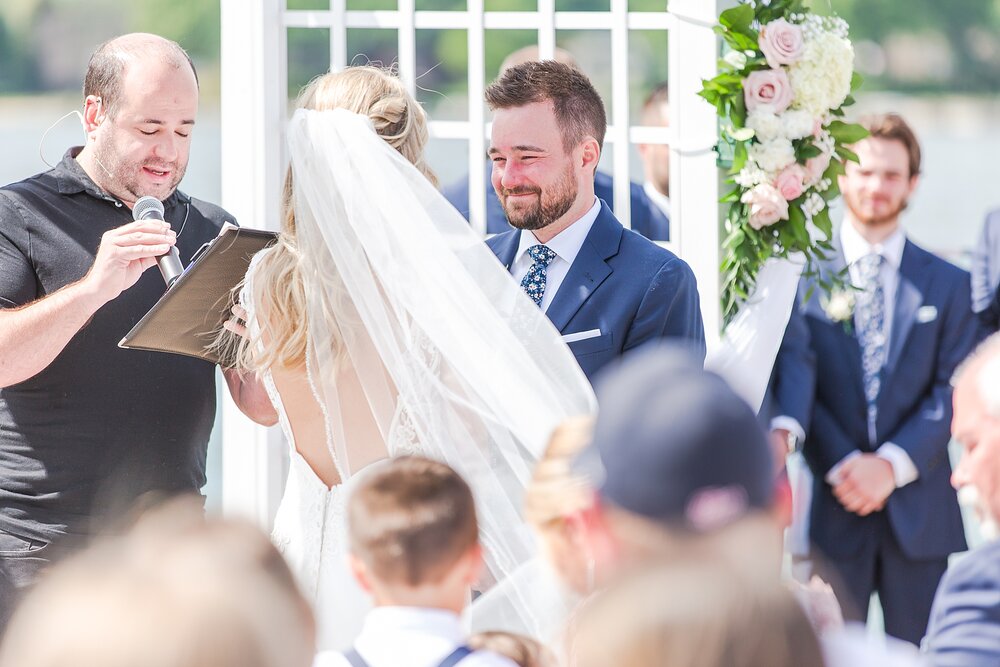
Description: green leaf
xmin=842 ymin=94 xmax=857 ymax=107
xmin=836 ymin=145 xmax=861 ymax=163
xmin=730 ymin=141 xmax=749 ymax=175
xmin=813 ymin=207 xmax=833 ymax=239
xmin=719 ymin=4 xmax=755 ymax=36
xmin=796 ymin=143 xmax=822 ymax=160
xmin=828 ymin=120 xmax=870 ymax=145
xmin=851 ymin=71 xmax=864 ymax=92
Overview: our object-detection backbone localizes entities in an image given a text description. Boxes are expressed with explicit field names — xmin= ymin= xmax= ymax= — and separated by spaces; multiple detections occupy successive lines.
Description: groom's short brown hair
xmin=347 ymin=456 xmax=478 ymax=586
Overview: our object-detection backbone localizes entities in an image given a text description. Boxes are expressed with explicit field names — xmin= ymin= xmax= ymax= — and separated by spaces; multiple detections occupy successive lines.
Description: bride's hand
xmin=223 ymin=304 xmax=249 ymax=339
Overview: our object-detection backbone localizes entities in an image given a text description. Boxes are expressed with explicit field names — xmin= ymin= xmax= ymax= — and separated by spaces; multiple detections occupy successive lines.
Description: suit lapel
xmin=489 ymin=230 xmax=520 ymax=269
xmin=884 ymin=240 xmax=928 ymax=376
xmin=544 ymin=204 xmax=621 ymax=332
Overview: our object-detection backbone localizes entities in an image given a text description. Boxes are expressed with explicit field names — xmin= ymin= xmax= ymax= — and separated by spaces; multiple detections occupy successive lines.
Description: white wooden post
xmin=669 ymin=0 xmax=732 ymax=342
xmin=219 ymin=0 xmax=288 ymax=527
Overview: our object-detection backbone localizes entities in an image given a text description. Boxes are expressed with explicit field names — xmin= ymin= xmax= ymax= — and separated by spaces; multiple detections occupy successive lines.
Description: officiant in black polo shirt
xmin=0 ymin=33 xmax=275 ymax=631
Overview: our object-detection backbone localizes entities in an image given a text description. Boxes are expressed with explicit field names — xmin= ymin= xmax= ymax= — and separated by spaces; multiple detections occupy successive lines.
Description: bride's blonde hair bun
xmin=298 ymin=65 xmax=436 ymax=186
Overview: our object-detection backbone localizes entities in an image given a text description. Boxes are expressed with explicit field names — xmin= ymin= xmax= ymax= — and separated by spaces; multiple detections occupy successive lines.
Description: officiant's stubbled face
xmin=489 ymin=101 xmax=580 ymax=231
xmin=88 ymin=58 xmax=198 ymax=206
xmin=840 ymin=137 xmax=918 ymax=228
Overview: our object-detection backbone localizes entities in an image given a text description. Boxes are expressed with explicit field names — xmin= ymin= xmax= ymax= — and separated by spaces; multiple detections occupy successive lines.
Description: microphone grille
xmin=133 ymin=196 xmax=165 ymax=222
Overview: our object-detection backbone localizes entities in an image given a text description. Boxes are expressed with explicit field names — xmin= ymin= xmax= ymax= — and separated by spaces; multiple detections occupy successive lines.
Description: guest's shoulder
xmin=939 ymin=540 xmax=1000 ymax=594
xmin=486 ymin=228 xmax=518 ymax=250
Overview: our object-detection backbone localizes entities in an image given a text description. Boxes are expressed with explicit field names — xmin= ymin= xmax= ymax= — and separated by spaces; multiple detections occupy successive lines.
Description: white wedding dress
xmin=240 ymin=109 xmax=597 ymax=650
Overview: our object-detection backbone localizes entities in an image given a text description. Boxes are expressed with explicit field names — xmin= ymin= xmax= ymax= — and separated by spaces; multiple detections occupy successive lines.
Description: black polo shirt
xmin=0 ymin=149 xmax=234 ymax=542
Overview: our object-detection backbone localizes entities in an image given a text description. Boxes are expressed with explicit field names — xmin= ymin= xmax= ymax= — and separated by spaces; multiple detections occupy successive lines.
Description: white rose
xmin=748 ymin=138 xmax=796 ymax=174
xmin=781 ymin=109 xmax=815 ymax=140
xmin=746 ymin=110 xmax=783 ymax=143
xmin=724 ymin=50 xmax=748 ymax=69
xmin=823 ymin=290 xmax=855 ymax=322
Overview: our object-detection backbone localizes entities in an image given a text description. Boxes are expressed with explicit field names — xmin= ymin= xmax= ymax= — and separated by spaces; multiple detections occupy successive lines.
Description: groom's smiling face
xmin=489 ymin=100 xmax=582 ymax=232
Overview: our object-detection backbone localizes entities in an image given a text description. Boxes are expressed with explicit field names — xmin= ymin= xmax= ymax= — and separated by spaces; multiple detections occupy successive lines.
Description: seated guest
xmin=314 ymin=456 xmax=517 ymax=667
xmin=0 ymin=498 xmax=315 ymax=667
xmin=571 ymin=344 xmax=784 ymax=584
xmin=923 ymin=333 xmax=1000 ymax=665
xmin=569 ymin=560 xmax=827 ymax=667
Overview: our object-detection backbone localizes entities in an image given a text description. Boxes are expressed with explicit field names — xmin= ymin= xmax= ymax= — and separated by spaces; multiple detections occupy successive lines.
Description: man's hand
xmin=770 ymin=428 xmax=791 ymax=476
xmin=83 ymin=220 xmax=176 ymax=304
xmin=832 ymin=453 xmax=895 ymax=516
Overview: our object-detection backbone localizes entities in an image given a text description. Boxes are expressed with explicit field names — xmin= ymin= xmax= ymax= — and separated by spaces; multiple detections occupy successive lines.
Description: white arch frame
xmin=218 ymin=0 xmax=730 ymax=523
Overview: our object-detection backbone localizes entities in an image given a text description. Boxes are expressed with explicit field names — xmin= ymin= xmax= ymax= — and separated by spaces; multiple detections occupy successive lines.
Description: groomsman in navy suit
xmin=923 ymin=334 xmax=1000 ymax=665
xmin=482 ymin=61 xmax=704 ymax=382
xmin=790 ymin=113 xmax=978 ymax=644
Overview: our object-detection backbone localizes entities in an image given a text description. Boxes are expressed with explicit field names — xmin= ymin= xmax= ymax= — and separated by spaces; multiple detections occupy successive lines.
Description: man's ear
xmin=348 ymin=553 xmax=374 ymax=593
xmin=459 ymin=543 xmax=484 ymax=586
xmin=580 ymin=137 xmax=601 ymax=173
xmin=82 ymin=95 xmax=105 ymax=135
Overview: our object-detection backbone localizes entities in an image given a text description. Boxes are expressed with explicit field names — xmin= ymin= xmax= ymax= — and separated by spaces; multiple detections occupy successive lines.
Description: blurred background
xmin=2 ymin=0 xmax=997 ymax=514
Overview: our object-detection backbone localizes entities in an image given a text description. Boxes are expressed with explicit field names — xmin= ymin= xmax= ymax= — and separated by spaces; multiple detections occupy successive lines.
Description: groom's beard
xmin=499 ymin=165 xmax=577 ymax=231
xmin=958 ymin=484 xmax=1000 ymax=541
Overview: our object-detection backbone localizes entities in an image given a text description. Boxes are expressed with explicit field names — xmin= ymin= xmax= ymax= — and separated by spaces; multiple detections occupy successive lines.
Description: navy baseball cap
xmin=574 ymin=344 xmax=774 ymax=532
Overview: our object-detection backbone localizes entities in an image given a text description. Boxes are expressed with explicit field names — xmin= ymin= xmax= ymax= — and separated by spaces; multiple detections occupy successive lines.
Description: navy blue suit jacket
xmin=797 ymin=238 xmax=976 ymax=561
xmin=443 ymin=167 xmax=670 ymax=242
xmin=760 ymin=305 xmax=815 ymax=431
xmin=486 ymin=201 xmax=703 ymax=382
xmin=924 ymin=538 xmax=1000 ymax=665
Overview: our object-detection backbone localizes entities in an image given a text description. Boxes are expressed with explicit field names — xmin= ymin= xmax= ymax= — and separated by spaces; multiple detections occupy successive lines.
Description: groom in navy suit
xmin=482 ymin=61 xmax=704 ymax=381
xmin=788 ymin=114 xmax=978 ymax=644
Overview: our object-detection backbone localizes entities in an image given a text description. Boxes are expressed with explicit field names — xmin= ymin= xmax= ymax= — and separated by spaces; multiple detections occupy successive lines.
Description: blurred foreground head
xmin=0 ymin=498 xmax=315 ymax=667
xmin=570 ymin=560 xmax=826 ymax=667
xmin=570 ymin=344 xmax=780 ymax=585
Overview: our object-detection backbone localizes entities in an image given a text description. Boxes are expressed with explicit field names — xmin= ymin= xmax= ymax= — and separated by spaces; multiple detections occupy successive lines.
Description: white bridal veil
xmin=286 ymin=108 xmax=596 ymax=635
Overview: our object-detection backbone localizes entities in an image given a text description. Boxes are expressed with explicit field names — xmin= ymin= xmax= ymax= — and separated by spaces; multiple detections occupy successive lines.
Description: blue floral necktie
xmin=855 ymin=253 xmax=887 ymax=428
xmin=521 ymin=244 xmax=557 ymax=307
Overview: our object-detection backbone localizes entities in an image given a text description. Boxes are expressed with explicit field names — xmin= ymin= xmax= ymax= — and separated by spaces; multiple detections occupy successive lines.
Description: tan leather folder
xmin=119 ymin=225 xmax=278 ymax=364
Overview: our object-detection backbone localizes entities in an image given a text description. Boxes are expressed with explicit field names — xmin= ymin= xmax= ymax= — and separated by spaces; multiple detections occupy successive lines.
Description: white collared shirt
xmin=643 ymin=182 xmax=671 ymax=219
xmin=313 ymin=607 xmax=517 ymax=667
xmin=510 ymin=197 xmax=601 ymax=312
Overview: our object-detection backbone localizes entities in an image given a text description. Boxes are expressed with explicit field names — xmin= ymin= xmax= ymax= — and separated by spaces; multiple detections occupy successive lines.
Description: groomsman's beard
xmin=843 ymin=189 xmax=909 ymax=228
xmin=500 ymin=165 xmax=578 ymax=231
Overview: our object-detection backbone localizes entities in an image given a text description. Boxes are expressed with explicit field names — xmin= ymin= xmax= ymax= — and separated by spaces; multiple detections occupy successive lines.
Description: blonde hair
xmin=570 ymin=561 xmax=826 ymax=667
xmin=220 ymin=65 xmax=435 ymax=372
xmin=469 ymin=631 xmax=557 ymax=667
xmin=0 ymin=499 xmax=315 ymax=667
xmin=524 ymin=416 xmax=594 ymax=528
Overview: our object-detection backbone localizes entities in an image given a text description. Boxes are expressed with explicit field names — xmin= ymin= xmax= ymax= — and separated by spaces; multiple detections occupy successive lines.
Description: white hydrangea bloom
xmin=788 ymin=30 xmax=854 ymax=116
xmin=746 ymin=111 xmax=783 ymax=143
xmin=735 ymin=163 xmax=770 ymax=188
xmin=803 ymin=191 xmax=826 ymax=216
xmin=815 ymin=130 xmax=836 ymax=155
xmin=748 ymin=138 xmax=796 ymax=174
xmin=781 ymin=109 xmax=815 ymax=140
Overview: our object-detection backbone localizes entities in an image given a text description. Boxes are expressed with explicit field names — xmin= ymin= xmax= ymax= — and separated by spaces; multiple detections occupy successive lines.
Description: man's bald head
xmin=83 ymin=33 xmax=199 ymax=119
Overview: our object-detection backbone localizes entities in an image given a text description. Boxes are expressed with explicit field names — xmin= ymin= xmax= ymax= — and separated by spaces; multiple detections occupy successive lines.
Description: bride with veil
xmin=218 ymin=66 xmax=596 ymax=649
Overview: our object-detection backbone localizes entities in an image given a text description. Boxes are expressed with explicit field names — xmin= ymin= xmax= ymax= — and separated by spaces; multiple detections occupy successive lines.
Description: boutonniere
xmin=822 ymin=288 xmax=855 ymax=332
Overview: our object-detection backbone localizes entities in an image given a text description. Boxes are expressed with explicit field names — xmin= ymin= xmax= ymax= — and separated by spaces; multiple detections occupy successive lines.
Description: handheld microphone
xmin=133 ymin=196 xmax=182 ymax=288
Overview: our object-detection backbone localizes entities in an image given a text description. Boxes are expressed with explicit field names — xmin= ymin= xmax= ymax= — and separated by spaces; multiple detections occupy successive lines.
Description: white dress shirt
xmin=313 ymin=607 xmax=517 ymax=667
xmin=643 ymin=182 xmax=671 ymax=219
xmin=510 ymin=197 xmax=601 ymax=312
xmin=826 ymin=221 xmax=918 ymax=489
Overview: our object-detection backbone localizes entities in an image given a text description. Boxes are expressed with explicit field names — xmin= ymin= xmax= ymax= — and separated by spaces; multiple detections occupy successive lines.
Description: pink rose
xmin=759 ymin=18 xmax=805 ymax=68
xmin=805 ymin=151 xmax=832 ymax=185
xmin=743 ymin=68 xmax=794 ymax=114
xmin=741 ymin=184 xmax=789 ymax=229
xmin=775 ymin=164 xmax=807 ymax=201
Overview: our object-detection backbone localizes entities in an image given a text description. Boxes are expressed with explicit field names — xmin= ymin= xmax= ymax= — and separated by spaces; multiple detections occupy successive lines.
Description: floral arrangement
xmin=699 ymin=0 xmax=868 ymax=325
